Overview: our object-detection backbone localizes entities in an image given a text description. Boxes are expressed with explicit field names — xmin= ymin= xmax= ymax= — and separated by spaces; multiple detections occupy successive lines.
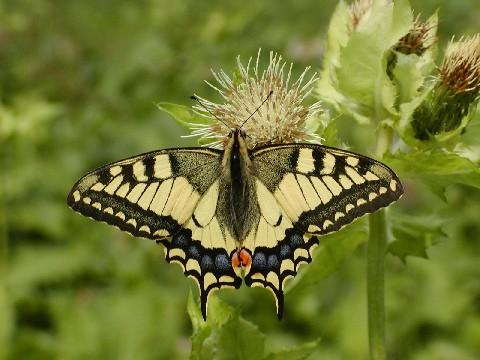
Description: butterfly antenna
xmin=190 ymin=95 xmax=231 ymax=131
xmin=239 ymin=90 xmax=273 ymax=130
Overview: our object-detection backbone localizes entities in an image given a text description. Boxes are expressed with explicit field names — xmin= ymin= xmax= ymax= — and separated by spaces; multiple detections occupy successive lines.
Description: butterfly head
xmin=229 ymin=128 xmax=247 ymax=140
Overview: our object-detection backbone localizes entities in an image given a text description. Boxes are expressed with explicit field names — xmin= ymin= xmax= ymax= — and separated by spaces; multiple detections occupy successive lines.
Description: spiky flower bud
xmin=387 ymin=15 xmax=437 ymax=80
xmin=439 ymin=35 xmax=480 ymax=95
xmin=394 ymin=15 xmax=437 ymax=56
xmin=190 ymin=51 xmax=323 ymax=149
xmin=412 ymin=35 xmax=480 ymax=140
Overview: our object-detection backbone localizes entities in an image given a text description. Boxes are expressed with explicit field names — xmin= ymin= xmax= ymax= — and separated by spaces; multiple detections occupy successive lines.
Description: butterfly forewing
xmin=67 ymin=148 xmax=242 ymax=319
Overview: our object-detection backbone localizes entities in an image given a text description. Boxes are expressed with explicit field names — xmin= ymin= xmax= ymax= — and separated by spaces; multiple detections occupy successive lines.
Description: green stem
xmin=367 ymin=126 xmax=392 ymax=360
xmin=0 ymin=146 xmax=7 ymax=277
xmin=367 ymin=210 xmax=387 ymax=360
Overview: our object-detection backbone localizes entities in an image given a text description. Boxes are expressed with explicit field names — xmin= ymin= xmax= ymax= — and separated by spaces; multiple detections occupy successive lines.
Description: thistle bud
xmin=387 ymin=15 xmax=437 ymax=80
xmin=394 ymin=16 xmax=437 ymax=56
xmin=190 ymin=50 xmax=323 ymax=148
xmin=412 ymin=35 xmax=480 ymax=141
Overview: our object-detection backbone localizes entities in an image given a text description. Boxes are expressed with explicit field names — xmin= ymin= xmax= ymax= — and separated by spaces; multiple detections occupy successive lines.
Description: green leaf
xmin=322 ymin=0 xmax=350 ymax=71
xmin=263 ymin=340 xmax=320 ymax=360
xmin=214 ymin=314 xmax=266 ymax=360
xmin=320 ymin=0 xmax=413 ymax=122
xmin=318 ymin=116 xmax=348 ymax=149
xmin=397 ymin=82 xmax=434 ymax=144
xmin=285 ymin=219 xmax=368 ymax=294
xmin=189 ymin=295 xmax=266 ymax=360
xmin=317 ymin=0 xmax=351 ymax=109
xmin=188 ymin=290 xmax=205 ymax=334
xmin=336 ymin=0 xmax=412 ymax=119
xmin=454 ymin=117 xmax=480 ymax=162
xmin=391 ymin=52 xmax=434 ymax=105
xmin=389 ymin=212 xmax=446 ymax=262
xmin=384 ymin=150 xmax=480 ymax=196
xmin=156 ymin=102 xmax=210 ymax=128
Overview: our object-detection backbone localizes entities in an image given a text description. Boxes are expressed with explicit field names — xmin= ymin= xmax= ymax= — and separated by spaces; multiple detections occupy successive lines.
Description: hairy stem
xmin=367 ymin=126 xmax=392 ymax=360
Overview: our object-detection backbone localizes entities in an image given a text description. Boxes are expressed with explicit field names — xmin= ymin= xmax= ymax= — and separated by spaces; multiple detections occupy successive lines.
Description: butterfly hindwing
xmin=243 ymin=144 xmax=403 ymax=317
xmin=240 ymin=179 xmax=319 ymax=318
xmin=243 ymin=227 xmax=319 ymax=318
xmin=158 ymin=226 xmax=241 ymax=320
xmin=67 ymin=148 xmax=241 ymax=319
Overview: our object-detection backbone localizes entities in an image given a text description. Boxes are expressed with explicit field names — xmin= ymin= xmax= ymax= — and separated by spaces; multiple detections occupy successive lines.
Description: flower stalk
xmin=367 ymin=209 xmax=388 ymax=360
xmin=366 ymin=124 xmax=392 ymax=360
xmin=0 ymin=147 xmax=7 ymax=277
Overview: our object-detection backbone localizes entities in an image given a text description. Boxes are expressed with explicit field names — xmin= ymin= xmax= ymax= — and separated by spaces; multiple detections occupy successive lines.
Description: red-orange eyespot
xmin=231 ymin=248 xmax=252 ymax=268
xmin=239 ymin=248 xmax=252 ymax=267
xmin=231 ymin=251 xmax=241 ymax=268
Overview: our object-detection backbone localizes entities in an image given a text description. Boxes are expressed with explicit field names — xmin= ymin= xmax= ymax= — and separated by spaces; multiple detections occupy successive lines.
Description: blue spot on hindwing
xmin=279 ymin=244 xmax=291 ymax=258
xmin=289 ymin=233 xmax=303 ymax=248
xmin=172 ymin=232 xmax=189 ymax=249
xmin=201 ymin=255 xmax=214 ymax=272
xmin=253 ymin=252 xmax=266 ymax=270
xmin=267 ymin=254 xmax=279 ymax=269
xmin=188 ymin=245 xmax=201 ymax=260
xmin=215 ymin=254 xmax=230 ymax=272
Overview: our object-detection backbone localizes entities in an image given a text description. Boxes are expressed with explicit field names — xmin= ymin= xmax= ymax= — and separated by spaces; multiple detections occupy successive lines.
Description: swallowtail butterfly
xmin=68 ymin=126 xmax=402 ymax=319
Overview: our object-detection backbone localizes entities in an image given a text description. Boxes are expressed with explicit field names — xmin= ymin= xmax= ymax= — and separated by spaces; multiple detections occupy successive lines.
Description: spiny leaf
xmin=384 ymin=150 xmax=480 ymax=197
xmin=389 ymin=212 xmax=446 ymax=262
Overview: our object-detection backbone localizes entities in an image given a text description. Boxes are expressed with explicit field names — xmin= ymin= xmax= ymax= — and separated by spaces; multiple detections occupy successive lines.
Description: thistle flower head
xmin=190 ymin=51 xmax=323 ymax=149
xmin=439 ymin=35 xmax=480 ymax=95
xmin=394 ymin=15 xmax=437 ymax=56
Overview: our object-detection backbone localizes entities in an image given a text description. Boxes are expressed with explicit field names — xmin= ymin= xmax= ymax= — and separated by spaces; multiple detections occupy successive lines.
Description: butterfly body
xmin=68 ymin=128 xmax=403 ymax=320
xmin=221 ymin=129 xmax=258 ymax=243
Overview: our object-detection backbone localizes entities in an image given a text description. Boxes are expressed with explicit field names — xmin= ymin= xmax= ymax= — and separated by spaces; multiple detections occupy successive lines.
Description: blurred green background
xmin=1 ymin=1 xmax=480 ymax=359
